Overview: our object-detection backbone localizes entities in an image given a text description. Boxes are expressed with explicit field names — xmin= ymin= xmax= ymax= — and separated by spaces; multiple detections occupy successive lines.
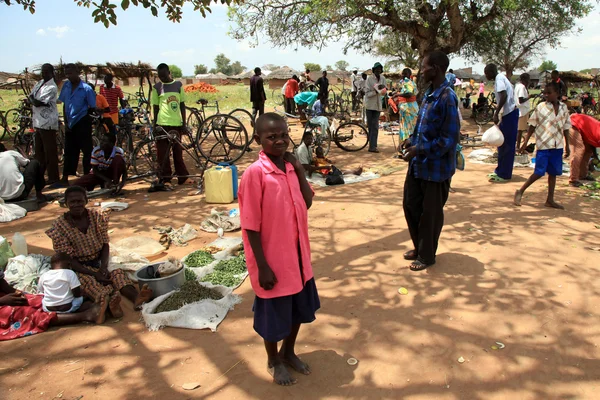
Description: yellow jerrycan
xmin=204 ymin=166 xmax=234 ymax=204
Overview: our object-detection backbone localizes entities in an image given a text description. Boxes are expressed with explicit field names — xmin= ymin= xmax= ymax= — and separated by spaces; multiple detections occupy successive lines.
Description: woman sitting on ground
xmin=0 ymin=269 xmax=107 ymax=341
xmin=46 ymin=186 xmax=152 ymax=318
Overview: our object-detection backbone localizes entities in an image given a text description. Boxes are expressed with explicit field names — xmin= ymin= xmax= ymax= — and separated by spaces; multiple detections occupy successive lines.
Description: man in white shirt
xmin=364 ymin=62 xmax=387 ymax=153
xmin=484 ymin=63 xmax=520 ymax=182
xmin=350 ymin=69 xmax=358 ymax=111
xmin=0 ymin=143 xmax=46 ymax=202
xmin=29 ymin=63 xmax=60 ymax=184
xmin=514 ymin=73 xmax=531 ymax=149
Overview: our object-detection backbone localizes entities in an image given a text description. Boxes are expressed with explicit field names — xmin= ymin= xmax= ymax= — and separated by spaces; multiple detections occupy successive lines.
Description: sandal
xmin=403 ymin=250 xmax=418 ymax=260
xmin=489 ymin=175 xmax=507 ymax=183
xmin=409 ymin=260 xmax=434 ymax=271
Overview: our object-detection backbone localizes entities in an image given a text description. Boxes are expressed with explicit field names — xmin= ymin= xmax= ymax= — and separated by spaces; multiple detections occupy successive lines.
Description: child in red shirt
xmin=238 ymin=113 xmax=320 ymax=386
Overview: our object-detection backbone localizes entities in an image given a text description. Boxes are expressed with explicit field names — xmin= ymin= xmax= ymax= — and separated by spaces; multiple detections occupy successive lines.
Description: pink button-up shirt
xmin=238 ymin=151 xmax=314 ymax=299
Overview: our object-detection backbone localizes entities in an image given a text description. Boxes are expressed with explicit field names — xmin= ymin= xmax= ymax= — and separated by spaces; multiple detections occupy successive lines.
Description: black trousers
xmin=252 ymin=101 xmax=265 ymax=119
xmin=12 ymin=159 xmax=45 ymax=201
xmin=285 ymin=97 xmax=296 ymax=115
xmin=63 ymin=115 xmax=93 ymax=177
xmin=403 ymin=171 xmax=451 ymax=265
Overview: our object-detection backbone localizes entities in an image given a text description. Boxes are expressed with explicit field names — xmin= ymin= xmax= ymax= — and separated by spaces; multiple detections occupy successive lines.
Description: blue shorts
xmin=253 ymin=278 xmax=320 ymax=343
xmin=43 ymin=296 xmax=84 ymax=313
xmin=534 ymin=149 xmax=563 ymax=176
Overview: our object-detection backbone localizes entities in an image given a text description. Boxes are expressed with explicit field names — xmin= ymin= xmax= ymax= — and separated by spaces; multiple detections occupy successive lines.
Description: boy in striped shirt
xmin=100 ymin=74 xmax=126 ymax=125
xmin=73 ymin=132 xmax=127 ymax=195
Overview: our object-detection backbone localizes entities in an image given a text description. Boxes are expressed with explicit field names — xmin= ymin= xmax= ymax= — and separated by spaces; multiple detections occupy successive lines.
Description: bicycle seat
xmin=197 ymin=99 xmax=208 ymax=105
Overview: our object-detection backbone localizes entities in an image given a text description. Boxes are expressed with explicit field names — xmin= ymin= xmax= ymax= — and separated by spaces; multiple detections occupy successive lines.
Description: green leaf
xmin=103 ymin=19 xmax=109 ymax=28
xmin=121 ymin=0 xmax=130 ymax=10
xmin=151 ymin=5 xmax=158 ymax=16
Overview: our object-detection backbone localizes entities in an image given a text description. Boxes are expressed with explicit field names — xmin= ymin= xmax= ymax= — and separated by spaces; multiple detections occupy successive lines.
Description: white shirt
xmin=0 ymin=150 xmax=29 ymax=200
xmin=494 ymin=74 xmax=516 ymax=116
xmin=514 ymin=82 xmax=530 ymax=117
xmin=31 ymin=78 xmax=59 ymax=130
xmin=281 ymin=81 xmax=288 ymax=95
xmin=38 ymin=269 xmax=81 ymax=307
xmin=350 ymin=73 xmax=358 ymax=92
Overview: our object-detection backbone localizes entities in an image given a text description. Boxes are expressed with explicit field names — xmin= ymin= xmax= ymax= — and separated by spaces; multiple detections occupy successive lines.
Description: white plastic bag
xmin=482 ymin=125 xmax=504 ymax=147
xmin=0 ymin=198 xmax=27 ymax=223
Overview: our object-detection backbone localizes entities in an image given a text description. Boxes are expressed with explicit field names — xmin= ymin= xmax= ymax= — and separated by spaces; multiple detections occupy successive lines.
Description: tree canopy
xmin=209 ymin=53 xmax=246 ymax=76
xmin=168 ymin=64 xmax=183 ymax=78
xmin=373 ymin=32 xmax=419 ymax=70
xmin=462 ymin=0 xmax=590 ymax=78
xmin=5 ymin=0 xmax=239 ymax=27
xmin=539 ymin=60 xmax=558 ymax=72
xmin=335 ymin=60 xmax=349 ymax=71
xmin=194 ymin=64 xmax=208 ymax=75
xmin=304 ymin=63 xmax=321 ymax=72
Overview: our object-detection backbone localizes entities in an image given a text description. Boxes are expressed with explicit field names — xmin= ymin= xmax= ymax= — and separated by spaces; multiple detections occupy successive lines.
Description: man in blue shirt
xmin=401 ymin=51 xmax=460 ymax=271
xmin=58 ymin=63 xmax=96 ymax=186
xmin=445 ymin=69 xmax=456 ymax=90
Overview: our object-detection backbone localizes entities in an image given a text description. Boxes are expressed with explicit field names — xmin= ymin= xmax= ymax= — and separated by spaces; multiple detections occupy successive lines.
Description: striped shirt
xmin=99 ymin=84 xmax=124 ymax=115
xmin=91 ymin=146 xmax=124 ymax=170
xmin=528 ymin=101 xmax=571 ymax=150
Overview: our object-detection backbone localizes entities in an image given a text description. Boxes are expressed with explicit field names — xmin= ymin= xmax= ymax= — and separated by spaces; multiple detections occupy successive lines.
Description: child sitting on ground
xmin=514 ymin=82 xmax=571 ymax=209
xmin=238 ymin=112 xmax=320 ymax=386
xmin=38 ymin=253 xmax=90 ymax=313
xmin=313 ymin=146 xmax=363 ymax=176
xmin=73 ymin=131 xmax=127 ymax=195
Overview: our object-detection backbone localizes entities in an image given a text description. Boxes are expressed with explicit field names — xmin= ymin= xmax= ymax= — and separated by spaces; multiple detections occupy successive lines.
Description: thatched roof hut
xmin=265 ymin=67 xmax=301 ymax=89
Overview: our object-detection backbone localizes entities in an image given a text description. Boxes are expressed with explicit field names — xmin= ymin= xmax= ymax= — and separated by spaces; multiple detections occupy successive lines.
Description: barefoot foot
xmin=545 ymin=200 xmax=565 ymax=210
xmin=514 ymin=190 xmax=523 ymax=206
xmin=87 ymin=295 xmax=109 ymax=324
xmin=109 ymin=294 xmax=124 ymax=318
xmin=267 ymin=362 xmax=297 ymax=386
xmin=134 ymin=284 xmax=153 ymax=310
xmin=280 ymin=352 xmax=311 ymax=375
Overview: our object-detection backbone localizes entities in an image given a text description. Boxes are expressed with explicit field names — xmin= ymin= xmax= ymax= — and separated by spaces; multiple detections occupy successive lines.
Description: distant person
xmin=151 ymin=63 xmax=192 ymax=186
xmin=58 ymin=63 xmax=96 ymax=186
xmin=400 ymin=50 xmax=460 ymax=271
xmin=100 ymin=74 xmax=126 ymax=125
xmin=300 ymin=69 xmax=313 ymax=90
xmin=315 ymin=71 xmax=329 ymax=109
xmin=284 ymin=75 xmax=299 ymax=115
xmin=484 ymin=63 xmax=519 ymax=183
xmin=479 ymin=81 xmax=485 ymax=95
xmin=514 ymin=83 xmax=570 ymax=209
xmin=88 ymin=83 xmax=115 ymax=135
xmin=0 ymin=143 xmax=46 ymax=202
xmin=568 ymin=113 xmax=600 ymax=187
xmin=29 ymin=63 xmax=60 ymax=184
xmin=238 ymin=113 xmax=319 ymax=386
xmin=364 ymin=62 xmax=387 ymax=153
xmin=73 ymin=132 xmax=127 ymax=195
xmin=250 ymin=67 xmax=267 ymax=119
xmin=350 ymin=69 xmax=359 ymax=110
xmin=445 ymin=68 xmax=456 ymax=89
xmin=355 ymin=72 xmax=367 ymax=98
xmin=472 ymin=92 xmax=487 ymax=116
xmin=551 ymin=70 xmax=568 ymax=102
xmin=394 ymin=68 xmax=418 ymax=141
xmin=312 ymin=98 xmax=324 ymax=116
xmin=514 ymin=73 xmax=531 ymax=149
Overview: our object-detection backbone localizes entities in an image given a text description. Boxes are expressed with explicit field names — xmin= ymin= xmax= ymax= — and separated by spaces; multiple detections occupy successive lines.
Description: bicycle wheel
xmin=334 ymin=122 xmax=369 ymax=152
xmin=310 ymin=125 xmax=331 ymax=156
xmin=131 ymin=138 xmax=159 ymax=183
xmin=196 ymin=114 xmax=248 ymax=164
xmin=135 ymin=102 xmax=150 ymax=124
xmin=474 ymin=105 xmax=492 ymax=125
xmin=228 ymin=108 xmax=255 ymax=137
xmin=186 ymin=108 xmax=203 ymax=137
xmin=4 ymin=108 xmax=21 ymax=137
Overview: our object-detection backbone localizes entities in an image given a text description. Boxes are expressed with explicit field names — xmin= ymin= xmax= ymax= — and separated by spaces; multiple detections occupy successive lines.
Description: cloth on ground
xmin=0 ymin=198 xmax=27 ymax=223
xmin=4 ymin=254 xmax=51 ymax=293
xmin=153 ymin=224 xmax=198 ymax=247
xmin=200 ymin=209 xmax=241 ymax=233
xmin=307 ymin=171 xmax=381 ymax=187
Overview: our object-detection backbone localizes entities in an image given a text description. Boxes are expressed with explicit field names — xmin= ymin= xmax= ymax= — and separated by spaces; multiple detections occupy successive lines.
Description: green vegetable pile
xmin=184 ymin=268 xmax=197 ymax=281
xmin=201 ymin=254 xmax=247 ymax=287
xmin=185 ymin=250 xmax=215 ymax=268
xmin=154 ymin=280 xmax=223 ymax=313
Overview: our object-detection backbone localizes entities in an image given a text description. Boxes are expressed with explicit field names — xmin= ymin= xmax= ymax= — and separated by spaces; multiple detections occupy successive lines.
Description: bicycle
xmin=472 ymin=91 xmax=496 ymax=125
xmin=3 ymin=99 xmax=32 ymax=140
xmin=131 ymin=114 xmax=248 ymax=186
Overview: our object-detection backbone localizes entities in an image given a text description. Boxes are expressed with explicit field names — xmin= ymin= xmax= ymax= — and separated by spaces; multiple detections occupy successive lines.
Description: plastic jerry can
xmin=204 ymin=166 xmax=234 ymax=204
xmin=12 ymin=232 xmax=28 ymax=256
xmin=218 ymin=162 xmax=239 ymax=199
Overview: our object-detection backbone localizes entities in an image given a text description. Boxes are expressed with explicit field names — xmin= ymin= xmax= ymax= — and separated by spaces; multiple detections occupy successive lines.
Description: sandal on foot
xmin=489 ymin=175 xmax=507 ymax=183
xmin=409 ymin=260 xmax=434 ymax=271
xmin=403 ymin=250 xmax=418 ymax=260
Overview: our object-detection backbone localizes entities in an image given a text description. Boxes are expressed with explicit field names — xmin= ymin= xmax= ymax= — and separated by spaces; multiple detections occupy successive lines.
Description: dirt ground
xmin=1 ymin=116 xmax=600 ymax=400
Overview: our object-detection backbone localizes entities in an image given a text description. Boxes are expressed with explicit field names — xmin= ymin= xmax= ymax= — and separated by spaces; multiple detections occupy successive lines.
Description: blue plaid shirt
xmin=409 ymin=80 xmax=460 ymax=182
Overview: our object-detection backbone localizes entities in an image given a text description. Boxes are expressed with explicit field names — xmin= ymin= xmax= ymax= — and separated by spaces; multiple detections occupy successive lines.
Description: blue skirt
xmin=252 ymin=278 xmax=320 ymax=343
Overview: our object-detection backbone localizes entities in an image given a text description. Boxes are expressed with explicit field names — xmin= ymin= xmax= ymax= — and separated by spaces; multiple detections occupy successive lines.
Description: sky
xmin=0 ymin=1 xmax=599 ymax=76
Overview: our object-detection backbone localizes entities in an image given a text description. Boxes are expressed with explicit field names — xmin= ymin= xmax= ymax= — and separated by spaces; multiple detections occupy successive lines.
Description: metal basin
xmin=135 ymin=262 xmax=185 ymax=298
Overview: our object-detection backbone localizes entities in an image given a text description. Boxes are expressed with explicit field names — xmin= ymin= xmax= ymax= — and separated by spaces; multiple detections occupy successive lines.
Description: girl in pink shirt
xmin=238 ymin=113 xmax=320 ymax=386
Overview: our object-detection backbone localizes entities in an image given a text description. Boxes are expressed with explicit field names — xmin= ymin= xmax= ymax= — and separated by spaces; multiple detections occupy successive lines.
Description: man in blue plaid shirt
xmin=400 ymin=50 xmax=460 ymax=271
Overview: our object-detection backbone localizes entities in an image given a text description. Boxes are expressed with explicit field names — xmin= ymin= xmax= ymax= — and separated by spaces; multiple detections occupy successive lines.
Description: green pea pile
xmin=200 ymin=254 xmax=247 ymax=287
xmin=154 ymin=280 xmax=223 ymax=313
xmin=185 ymin=250 xmax=215 ymax=268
